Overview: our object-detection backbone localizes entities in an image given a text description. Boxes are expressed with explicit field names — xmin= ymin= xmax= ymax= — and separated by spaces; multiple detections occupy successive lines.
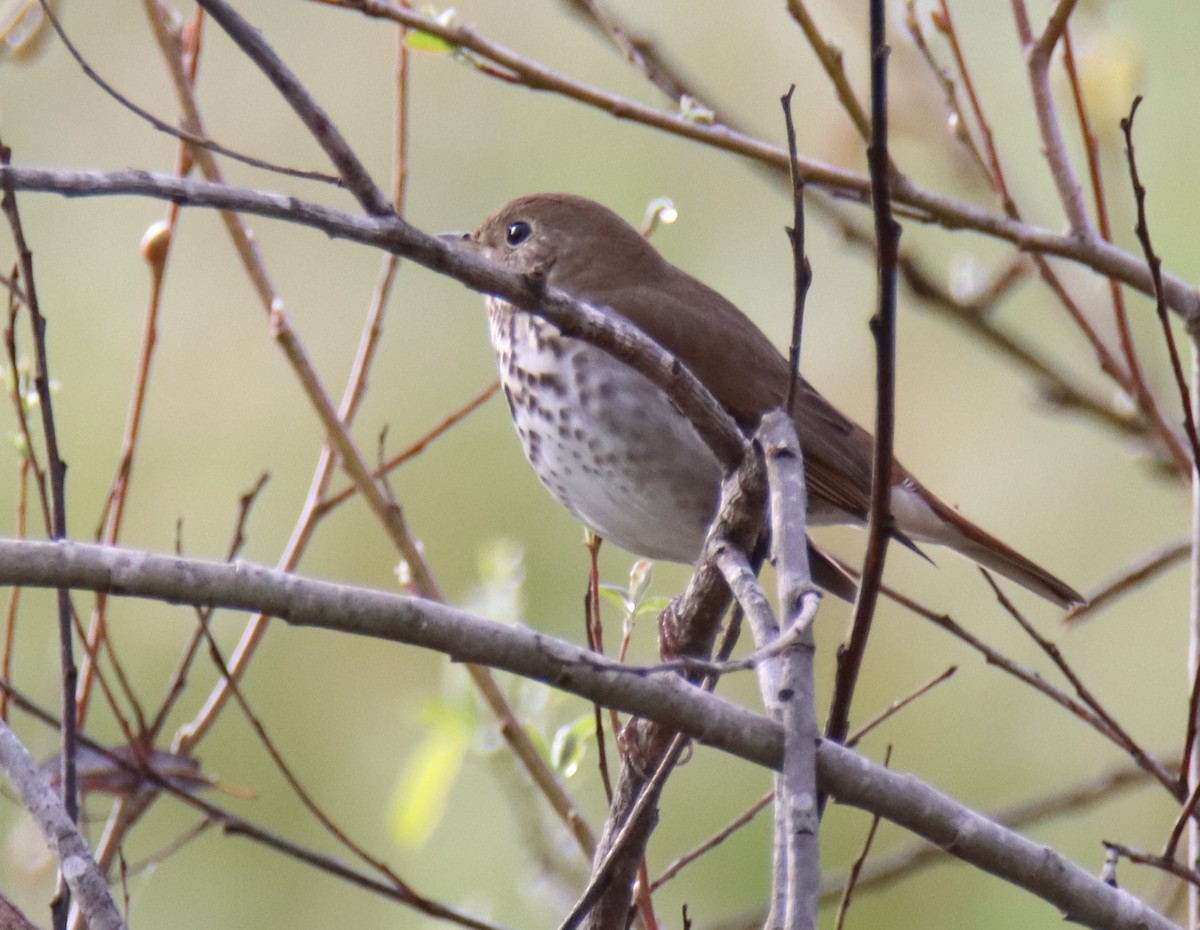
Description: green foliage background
xmin=0 ymin=1 xmax=1195 ymax=927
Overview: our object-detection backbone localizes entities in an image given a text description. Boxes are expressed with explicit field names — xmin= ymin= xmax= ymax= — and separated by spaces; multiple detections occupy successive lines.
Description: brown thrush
xmin=456 ymin=193 xmax=1082 ymax=608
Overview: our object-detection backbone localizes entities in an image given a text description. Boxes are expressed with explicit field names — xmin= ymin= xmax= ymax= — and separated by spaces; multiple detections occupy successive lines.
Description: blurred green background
xmin=0 ymin=0 xmax=1195 ymax=927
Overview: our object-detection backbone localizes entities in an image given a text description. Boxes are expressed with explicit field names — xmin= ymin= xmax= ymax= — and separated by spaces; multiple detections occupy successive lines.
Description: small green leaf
xmin=388 ymin=702 xmax=472 ymax=849
xmin=550 ymin=715 xmax=596 ymax=777
xmin=635 ymin=596 xmax=672 ymax=617
xmin=405 ymin=29 xmax=455 ymax=53
xmin=597 ymin=585 xmax=631 ymax=613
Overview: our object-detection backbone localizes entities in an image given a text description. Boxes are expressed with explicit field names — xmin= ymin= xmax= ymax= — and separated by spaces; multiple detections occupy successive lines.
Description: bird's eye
xmin=506 ymin=221 xmax=532 ymax=246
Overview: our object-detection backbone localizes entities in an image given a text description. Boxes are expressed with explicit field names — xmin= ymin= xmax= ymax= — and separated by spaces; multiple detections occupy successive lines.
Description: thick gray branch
xmin=0 ymin=539 xmax=1179 ymax=930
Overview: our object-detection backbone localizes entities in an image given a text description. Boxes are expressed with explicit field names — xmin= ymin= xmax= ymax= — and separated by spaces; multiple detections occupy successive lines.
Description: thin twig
xmin=825 ymin=0 xmax=898 ymax=747
xmin=194 ymin=0 xmax=390 ymax=214
xmin=30 ymin=0 xmax=338 ymax=185
xmin=917 ymin=2 xmax=1187 ymax=471
xmin=785 ymin=0 xmax=872 ymax=143
xmin=781 ymin=85 xmax=812 ymax=419
xmin=1105 ymin=841 xmax=1200 ymax=890
xmin=319 ymin=381 xmax=499 ymax=515
xmin=1121 ymin=98 xmax=1200 ymax=469
xmin=0 ymin=142 xmax=79 ymax=930
xmin=1064 ymin=536 xmax=1189 ymax=626
xmin=650 ymin=791 xmax=772 ymax=891
xmin=984 ymin=571 xmax=1167 ymax=793
xmin=2 ymin=681 xmax=514 ymax=930
xmin=846 ymin=666 xmax=957 ymax=747
xmin=874 ymin=575 xmax=1179 ymax=796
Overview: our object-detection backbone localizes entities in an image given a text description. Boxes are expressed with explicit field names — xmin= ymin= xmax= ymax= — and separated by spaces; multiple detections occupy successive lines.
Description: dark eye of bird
xmin=506 ymin=221 xmax=532 ymax=246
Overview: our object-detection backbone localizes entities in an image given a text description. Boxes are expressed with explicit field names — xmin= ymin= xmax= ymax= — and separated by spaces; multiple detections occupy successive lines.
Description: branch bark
xmin=0 ymin=538 xmax=1180 ymax=930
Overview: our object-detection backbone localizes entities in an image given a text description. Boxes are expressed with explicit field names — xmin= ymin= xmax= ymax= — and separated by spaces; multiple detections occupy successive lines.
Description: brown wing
xmin=590 ymin=264 xmax=878 ymax=523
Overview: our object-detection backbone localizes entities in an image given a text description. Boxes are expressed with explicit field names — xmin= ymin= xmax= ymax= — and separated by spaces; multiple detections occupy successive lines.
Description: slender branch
xmin=877 ymin=578 xmax=1180 ymax=795
xmin=0 ymin=719 xmax=125 ymax=930
xmin=650 ymin=791 xmax=772 ymax=891
xmin=32 ymin=0 xmax=336 ymax=185
xmin=1011 ymin=0 xmax=1091 ymax=236
xmin=0 ymin=143 xmax=79 ymax=930
xmin=781 ymin=86 xmax=812 ymax=418
xmin=3 ymin=682 xmax=514 ymax=930
xmin=826 ymin=0 xmax=898 ymax=746
xmin=1121 ymin=97 xmax=1200 ymax=467
xmin=1036 ymin=0 xmax=1081 ymax=59
xmin=194 ymin=0 xmax=390 ymax=214
xmin=1064 ymin=536 xmax=1189 ymax=627
xmin=847 ymin=666 xmax=957 ymax=747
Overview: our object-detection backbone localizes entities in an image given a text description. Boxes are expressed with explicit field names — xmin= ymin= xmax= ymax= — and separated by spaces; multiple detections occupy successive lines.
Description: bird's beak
xmin=437 ymin=231 xmax=469 ymax=243
xmin=439 ymin=230 xmax=491 ymax=266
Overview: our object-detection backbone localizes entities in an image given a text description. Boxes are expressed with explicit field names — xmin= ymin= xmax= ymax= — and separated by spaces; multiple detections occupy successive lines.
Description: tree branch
xmin=0 ymin=537 xmax=1180 ymax=930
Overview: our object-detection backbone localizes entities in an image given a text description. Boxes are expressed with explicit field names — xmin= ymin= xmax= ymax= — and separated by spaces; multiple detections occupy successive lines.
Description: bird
xmin=453 ymin=192 xmax=1083 ymax=608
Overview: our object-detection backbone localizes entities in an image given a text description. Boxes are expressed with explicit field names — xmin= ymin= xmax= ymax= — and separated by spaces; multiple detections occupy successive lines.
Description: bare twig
xmin=826 ymin=1 xmax=898 ymax=747
xmin=1064 ymin=536 xmax=1189 ymax=626
xmin=3 ymin=681 xmax=514 ymax=930
xmin=316 ymin=381 xmax=500 ymax=517
xmin=650 ymin=791 xmax=772 ymax=891
xmin=31 ymin=0 xmax=337 ymax=185
xmin=781 ymin=86 xmax=812 ymax=418
xmin=194 ymin=0 xmax=390 ymax=214
xmin=877 ymin=577 xmax=1179 ymax=796
xmin=1105 ymin=841 xmax=1200 ymax=890
xmin=984 ymin=571 xmax=1167 ymax=794
xmin=1121 ymin=98 xmax=1200 ymax=470
xmin=785 ymin=0 xmax=871 ymax=143
xmin=847 ymin=666 xmax=957 ymax=747
xmin=0 ymin=142 xmax=79 ymax=930
xmin=912 ymin=2 xmax=1187 ymax=471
